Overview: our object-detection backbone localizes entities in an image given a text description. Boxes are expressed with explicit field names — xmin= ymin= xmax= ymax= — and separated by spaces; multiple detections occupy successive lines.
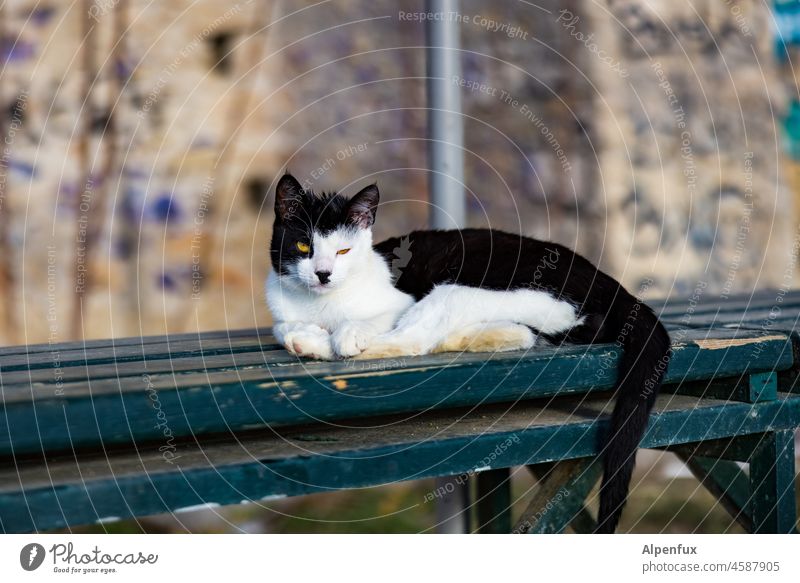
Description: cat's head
xmin=270 ymin=173 xmax=379 ymax=293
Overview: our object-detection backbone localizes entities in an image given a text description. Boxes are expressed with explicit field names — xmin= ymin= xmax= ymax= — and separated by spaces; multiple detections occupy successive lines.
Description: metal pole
xmin=426 ymin=0 xmax=466 ymax=230
xmin=426 ymin=0 xmax=469 ymax=534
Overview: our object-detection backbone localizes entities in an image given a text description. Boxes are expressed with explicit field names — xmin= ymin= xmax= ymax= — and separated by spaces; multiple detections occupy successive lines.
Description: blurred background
xmin=2 ymin=0 xmax=800 ymax=532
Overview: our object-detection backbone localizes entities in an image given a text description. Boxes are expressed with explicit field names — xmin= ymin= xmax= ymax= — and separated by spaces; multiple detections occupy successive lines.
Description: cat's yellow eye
xmin=296 ymin=241 xmax=310 ymax=254
xmin=337 ymin=248 xmax=351 ymax=255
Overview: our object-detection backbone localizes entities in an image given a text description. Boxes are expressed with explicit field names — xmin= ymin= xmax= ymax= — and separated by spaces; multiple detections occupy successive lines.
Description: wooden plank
xmin=1 ymin=327 xmax=790 ymax=396
xmin=656 ymin=287 xmax=800 ymax=335
xmin=658 ymin=289 xmax=800 ymax=319
xmin=670 ymin=372 xmax=778 ymax=404
xmin=0 ymin=289 xmax=790 ymax=361
xmin=3 ymin=341 xmax=604 ymax=396
xmin=0 ymin=335 xmax=283 ymax=372
xmin=0 ymin=287 xmax=786 ymax=359
xmin=0 ymin=349 xmax=296 ymax=386
xmin=750 ymin=431 xmax=798 ymax=533
xmin=0 ymin=328 xmax=274 ymax=357
xmin=0 ymin=330 xmax=780 ymax=400
xmin=0 ymin=330 xmax=792 ymax=456
xmin=656 ymin=293 xmax=800 ymax=364
xmin=662 ymin=311 xmax=800 ymax=332
xmin=475 ymin=468 xmax=512 ymax=534
xmin=666 ymin=434 xmax=766 ymax=462
xmin=0 ymin=343 xmax=620 ymax=457
xmin=2 ymin=393 xmax=799 ymax=532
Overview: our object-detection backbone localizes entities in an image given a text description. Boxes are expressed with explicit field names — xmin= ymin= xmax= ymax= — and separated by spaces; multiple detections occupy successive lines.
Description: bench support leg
xmin=515 ymin=457 xmax=601 ymax=534
xmin=674 ymin=430 xmax=798 ymax=533
xmin=526 ymin=463 xmax=598 ymax=533
xmin=475 ymin=468 xmax=512 ymax=534
xmin=433 ymin=476 xmax=470 ymax=533
xmin=680 ymin=455 xmax=753 ymax=531
xmin=750 ymin=430 xmax=797 ymax=533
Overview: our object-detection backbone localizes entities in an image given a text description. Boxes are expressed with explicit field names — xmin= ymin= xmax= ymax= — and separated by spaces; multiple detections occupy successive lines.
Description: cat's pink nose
xmin=315 ymin=271 xmax=331 ymax=284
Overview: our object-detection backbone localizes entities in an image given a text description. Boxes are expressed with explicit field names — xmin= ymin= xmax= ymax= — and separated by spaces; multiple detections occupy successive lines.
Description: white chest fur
xmin=266 ymin=263 xmax=413 ymax=331
xmin=266 ymin=249 xmax=415 ymax=360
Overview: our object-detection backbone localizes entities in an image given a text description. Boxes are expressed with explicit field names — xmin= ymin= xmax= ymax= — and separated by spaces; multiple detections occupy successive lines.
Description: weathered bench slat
xmin=661 ymin=309 xmax=800 ymax=330
xmin=0 ymin=350 xmax=296 ymax=386
xmin=2 ymin=393 xmax=799 ymax=533
xmin=0 ymin=290 xmax=786 ymax=359
xmin=658 ymin=290 xmax=800 ymax=317
xmin=0 ymin=335 xmax=283 ymax=372
xmin=657 ymin=288 xmax=800 ymax=330
xmin=0 ymin=328 xmax=274 ymax=357
xmin=0 ymin=330 xmax=791 ymax=456
xmin=0 ymin=320 xmax=757 ymax=384
xmin=2 ymin=328 xmax=788 ymax=397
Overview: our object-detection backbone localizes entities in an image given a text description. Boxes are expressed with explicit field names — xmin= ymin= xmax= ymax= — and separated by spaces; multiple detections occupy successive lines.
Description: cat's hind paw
xmin=434 ymin=322 xmax=536 ymax=353
xmin=354 ymin=336 xmax=425 ymax=360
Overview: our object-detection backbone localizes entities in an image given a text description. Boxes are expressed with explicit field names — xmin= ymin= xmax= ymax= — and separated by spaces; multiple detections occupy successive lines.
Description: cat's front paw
xmin=332 ymin=323 xmax=373 ymax=358
xmin=284 ymin=328 xmax=334 ymax=360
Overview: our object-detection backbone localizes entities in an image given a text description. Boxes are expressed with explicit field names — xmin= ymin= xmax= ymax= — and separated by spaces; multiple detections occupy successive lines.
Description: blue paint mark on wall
xmin=151 ymin=194 xmax=181 ymax=223
xmin=157 ymin=272 xmax=177 ymax=291
xmin=1 ymin=38 xmax=35 ymax=63
xmin=9 ymin=160 xmax=36 ymax=178
xmin=30 ymin=6 xmax=56 ymax=27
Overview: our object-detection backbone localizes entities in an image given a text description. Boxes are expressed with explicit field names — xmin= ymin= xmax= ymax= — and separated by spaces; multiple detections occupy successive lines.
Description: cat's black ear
xmin=346 ymin=183 xmax=379 ymax=229
xmin=275 ymin=173 xmax=304 ymax=221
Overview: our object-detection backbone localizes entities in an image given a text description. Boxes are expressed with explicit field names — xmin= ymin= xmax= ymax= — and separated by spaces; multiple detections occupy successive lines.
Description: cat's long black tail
xmin=593 ymin=292 xmax=671 ymax=533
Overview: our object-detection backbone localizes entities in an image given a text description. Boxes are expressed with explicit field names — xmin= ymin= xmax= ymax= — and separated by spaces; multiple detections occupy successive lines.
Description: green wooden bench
xmin=1 ymin=291 xmax=799 ymax=533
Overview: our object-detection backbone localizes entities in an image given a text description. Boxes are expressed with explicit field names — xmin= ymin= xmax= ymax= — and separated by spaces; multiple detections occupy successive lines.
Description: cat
xmin=266 ymin=173 xmax=671 ymax=533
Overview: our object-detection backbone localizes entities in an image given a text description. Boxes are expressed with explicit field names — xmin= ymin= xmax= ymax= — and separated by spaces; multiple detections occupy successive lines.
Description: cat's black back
xmin=376 ymin=229 xmax=618 ymax=341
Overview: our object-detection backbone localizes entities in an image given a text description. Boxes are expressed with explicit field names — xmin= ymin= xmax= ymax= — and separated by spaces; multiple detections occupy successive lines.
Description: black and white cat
xmin=266 ymin=173 xmax=671 ymax=533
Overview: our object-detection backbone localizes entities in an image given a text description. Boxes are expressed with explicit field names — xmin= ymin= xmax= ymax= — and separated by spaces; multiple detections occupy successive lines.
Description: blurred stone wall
xmin=0 ymin=0 xmax=794 ymax=345
xmin=586 ymin=0 xmax=792 ymax=298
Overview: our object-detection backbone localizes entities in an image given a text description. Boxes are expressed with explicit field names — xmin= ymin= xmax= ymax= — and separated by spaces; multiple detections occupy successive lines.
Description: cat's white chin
xmin=307 ymin=282 xmax=335 ymax=294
